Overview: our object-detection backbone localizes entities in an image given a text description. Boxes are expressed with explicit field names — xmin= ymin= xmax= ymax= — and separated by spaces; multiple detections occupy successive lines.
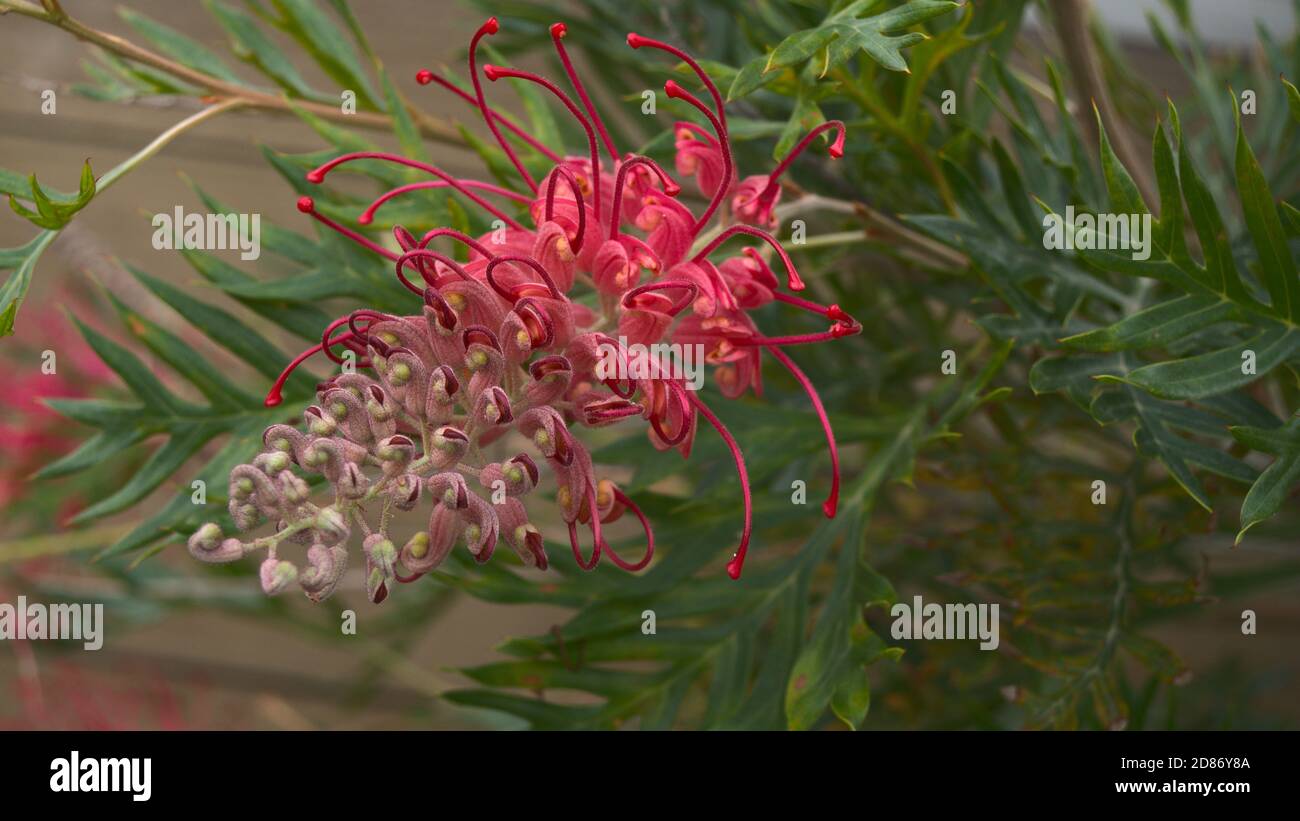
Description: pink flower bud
xmin=300 ymin=544 xmax=348 ymax=602
xmin=260 ymin=557 xmax=298 ymax=595
xmin=188 ymin=526 xmax=246 ymax=563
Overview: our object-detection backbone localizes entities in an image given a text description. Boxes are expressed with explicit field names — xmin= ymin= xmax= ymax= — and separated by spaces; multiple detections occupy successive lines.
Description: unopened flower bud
xmin=339 ymin=461 xmax=369 ymax=499
xmin=366 ymin=563 xmax=389 ymax=604
xmin=462 ymin=494 xmax=499 ymax=563
xmin=364 ymin=384 xmax=398 ymax=439
xmin=473 ymin=385 xmax=514 ymax=429
xmin=403 ymin=531 xmax=430 ymax=560
xmin=497 ymin=498 xmax=547 ymax=569
xmin=480 ymin=453 xmax=538 ymax=497
xmin=363 ymin=533 xmax=397 ymax=580
xmin=406 ymin=506 xmax=460 ymax=574
xmin=304 ymin=405 xmax=338 ymax=437
xmin=313 ymin=507 xmax=350 ymax=546
xmin=259 ymin=557 xmax=298 ymax=595
xmin=376 ymin=434 xmax=415 ymax=476
xmin=425 ymin=365 xmax=459 ymax=424
xmin=392 ymin=473 xmax=422 ymax=511
xmin=188 ymin=528 xmax=246 ymax=563
xmin=255 ymin=450 xmax=292 ymax=475
xmin=277 ymin=470 xmax=311 ymax=506
xmin=230 ymin=501 xmax=260 ymax=532
xmin=429 ymin=425 xmax=469 ymax=469
xmin=300 ymin=543 xmax=348 ymax=602
xmin=428 ymin=472 xmax=469 ymax=510
xmin=189 ymin=523 xmax=223 ymax=553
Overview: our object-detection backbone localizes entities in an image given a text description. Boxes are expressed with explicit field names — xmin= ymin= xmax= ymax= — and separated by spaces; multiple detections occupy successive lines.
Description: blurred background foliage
xmin=0 ymin=0 xmax=1296 ymax=729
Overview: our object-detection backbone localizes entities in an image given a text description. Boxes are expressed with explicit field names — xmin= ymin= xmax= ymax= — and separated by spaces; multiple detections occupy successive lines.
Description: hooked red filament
xmin=551 ymin=23 xmax=619 ymax=162
xmin=729 ymin=323 xmax=861 ymax=347
xmin=296 ymin=196 xmax=397 ymax=261
xmin=424 ymin=287 xmax=458 ymax=331
xmin=773 ymin=292 xmax=852 ymax=322
xmin=485 ymin=254 xmax=563 ymax=301
xmin=600 ymin=487 xmax=654 ymax=571
xmin=483 ymin=64 xmax=603 ymax=224
xmin=469 ymin=18 xmax=539 ymax=191
xmin=591 ymin=333 xmax=636 ymax=398
xmin=463 ymin=325 xmax=501 ymax=353
xmin=418 ymin=228 xmax=495 ymax=262
xmin=663 ymin=80 xmax=732 ymax=232
xmin=688 ymin=394 xmax=752 ymax=580
xmin=676 ymin=121 xmax=719 ymax=146
xmin=765 ymin=346 xmax=839 ymax=519
xmin=513 ymin=297 xmax=555 ymax=348
xmin=760 ymin=120 xmax=846 ymax=204
xmin=307 ymin=151 xmax=526 ymax=231
xmin=338 ymin=310 xmax=391 ymax=362
xmin=648 ymin=380 xmax=692 ymax=447
xmin=265 ymin=326 xmax=364 ymax=407
xmin=609 ymin=155 xmax=680 ymax=239
xmin=568 ymin=481 xmax=608 ymax=569
xmin=529 ymin=354 xmax=570 ymax=380
xmin=395 ymin=249 xmax=472 ymax=294
xmin=628 ymin=33 xmax=728 ymax=132
xmin=621 ymin=280 xmax=698 ymax=317
xmin=543 ymin=165 xmax=587 ymax=251
xmin=692 ymin=224 xmax=805 ymax=291
xmin=361 ymin=180 xmax=530 ymax=229
xmin=415 ymin=69 xmax=562 ymax=162
xmin=568 ymin=518 xmax=601 ymax=569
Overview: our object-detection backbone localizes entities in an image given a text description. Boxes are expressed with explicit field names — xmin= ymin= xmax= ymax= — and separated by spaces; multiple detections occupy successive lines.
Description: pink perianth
xmin=663 ymin=80 xmax=732 ymax=233
xmin=609 ymin=156 xmax=680 ymax=240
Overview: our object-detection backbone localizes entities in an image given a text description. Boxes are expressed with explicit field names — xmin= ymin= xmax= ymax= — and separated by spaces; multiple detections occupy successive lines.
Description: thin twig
xmin=1051 ymin=0 xmax=1159 ymax=206
xmin=0 ymin=0 xmax=466 ymax=146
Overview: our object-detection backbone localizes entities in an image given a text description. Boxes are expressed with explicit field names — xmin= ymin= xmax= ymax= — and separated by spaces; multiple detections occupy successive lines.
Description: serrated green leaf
xmin=762 ymin=0 xmax=958 ymax=79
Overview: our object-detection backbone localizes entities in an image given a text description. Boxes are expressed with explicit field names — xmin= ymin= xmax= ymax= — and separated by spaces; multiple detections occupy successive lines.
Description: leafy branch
xmin=0 ymin=98 xmax=243 ymax=335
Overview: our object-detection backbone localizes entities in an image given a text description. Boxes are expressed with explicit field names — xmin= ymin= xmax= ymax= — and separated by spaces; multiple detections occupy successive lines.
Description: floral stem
xmin=0 ymin=0 xmax=465 ymax=146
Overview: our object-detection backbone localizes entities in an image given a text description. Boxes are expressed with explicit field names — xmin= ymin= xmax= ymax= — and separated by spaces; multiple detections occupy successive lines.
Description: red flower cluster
xmin=191 ymin=18 xmax=858 ymax=597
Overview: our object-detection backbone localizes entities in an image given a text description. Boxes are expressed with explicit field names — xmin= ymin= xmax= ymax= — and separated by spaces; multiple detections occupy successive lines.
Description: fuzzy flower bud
xmin=338 ymin=461 xmax=369 ymax=500
xmin=304 ymin=405 xmax=338 ymax=437
xmin=428 ymin=425 xmax=469 ymax=470
xmin=312 ymin=506 xmax=350 ymax=546
xmin=363 ymin=533 xmax=398 ymax=581
xmin=188 ymin=526 xmax=246 ymax=563
xmin=300 ymin=543 xmax=348 ymax=603
xmin=391 ymin=472 xmax=423 ymax=511
xmin=260 ymin=557 xmax=299 ymax=595
xmin=376 ymin=434 xmax=415 ymax=477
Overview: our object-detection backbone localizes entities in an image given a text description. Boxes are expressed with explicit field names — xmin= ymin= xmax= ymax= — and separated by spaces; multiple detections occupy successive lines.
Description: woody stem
xmin=0 ymin=0 xmax=465 ymax=145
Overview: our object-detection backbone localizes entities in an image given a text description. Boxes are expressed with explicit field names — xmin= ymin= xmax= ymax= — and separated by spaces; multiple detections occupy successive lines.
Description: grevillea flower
xmin=189 ymin=17 xmax=860 ymax=600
